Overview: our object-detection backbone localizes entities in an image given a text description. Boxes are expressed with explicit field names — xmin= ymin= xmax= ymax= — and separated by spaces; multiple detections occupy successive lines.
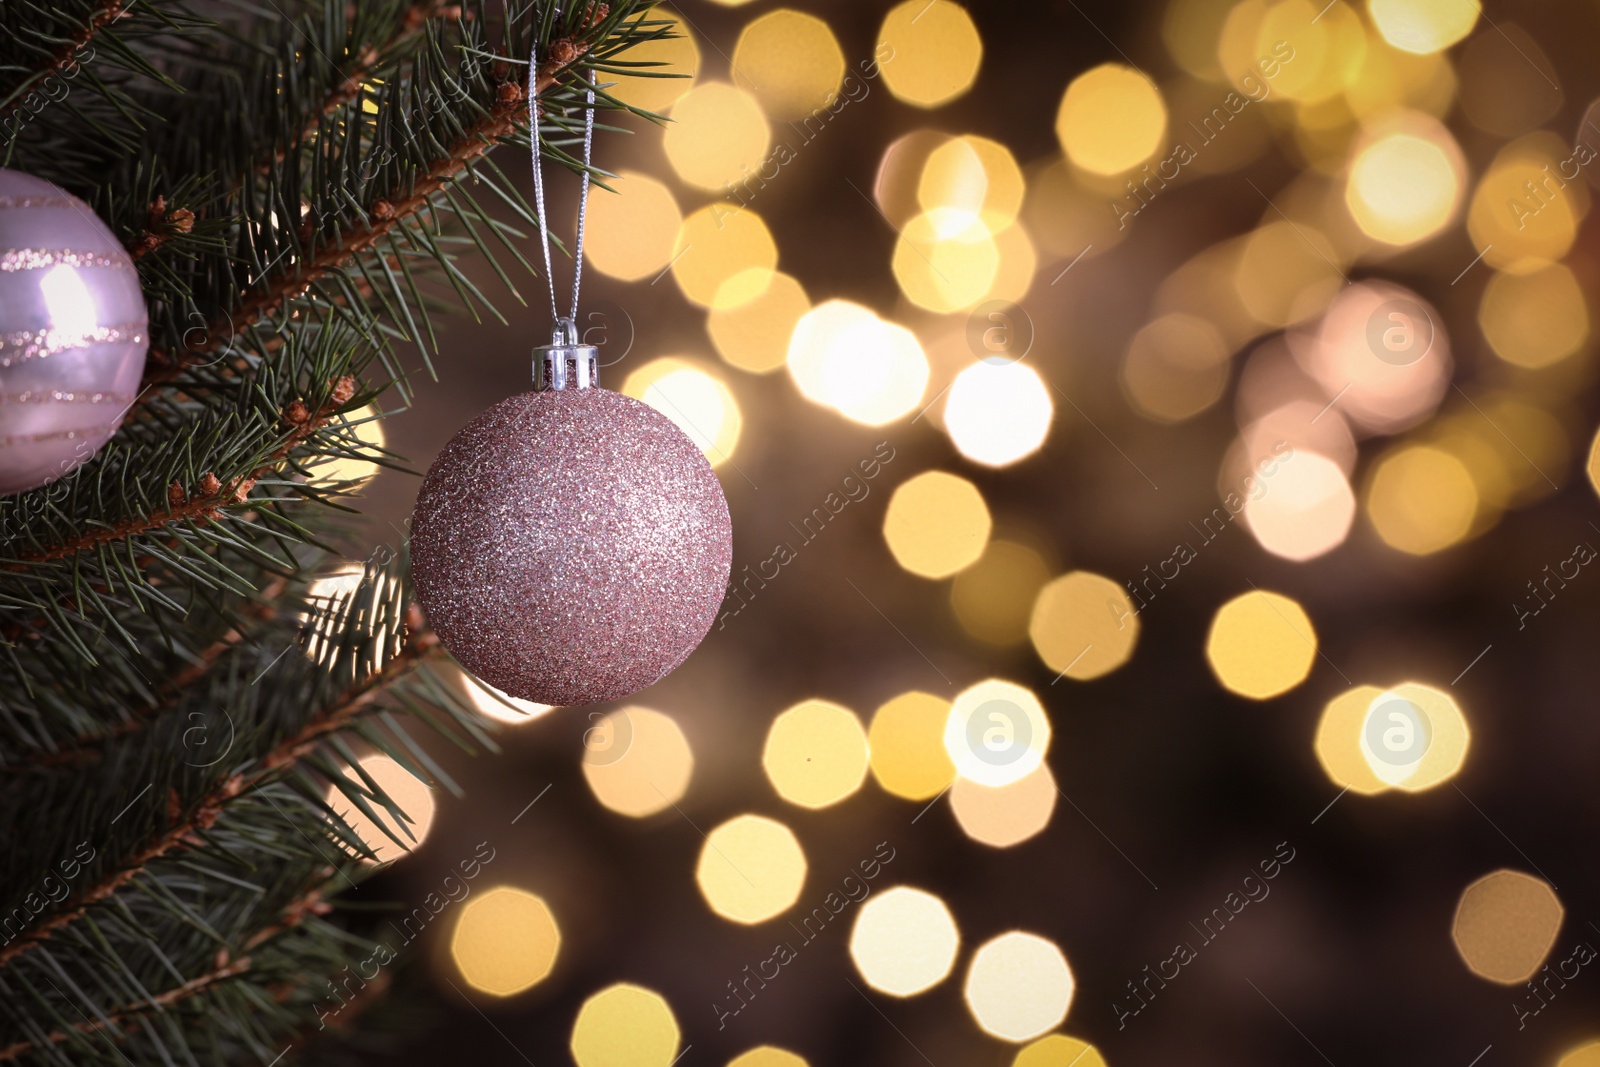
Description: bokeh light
xmin=1298 ymin=281 xmax=1452 ymax=434
xmin=1322 ymin=682 xmax=1471 ymax=792
xmin=308 ymin=403 xmax=385 ymax=487
xmin=893 ymin=209 xmax=1001 ymax=312
xmin=450 ymin=887 xmax=560 ymax=996
xmin=943 ymin=360 xmax=1053 ymax=467
xmin=731 ymin=10 xmax=845 ymax=121
xmin=1121 ymin=312 xmax=1232 ymax=423
xmin=1029 ymin=570 xmax=1139 ymax=681
xmin=672 ymin=204 xmax=778 ymax=309
xmin=728 ymin=1049 xmax=808 ymax=1067
xmin=622 ymin=357 xmax=742 ymax=467
xmin=882 ymin=471 xmax=992 ymax=579
xmin=1467 ymin=135 xmax=1585 ymax=275
xmin=1205 ymin=590 xmax=1318 ymax=700
xmin=1559 ymin=1042 xmax=1600 ymax=1067
xmin=848 ymin=886 xmax=960 ymax=996
xmin=457 ymin=671 xmax=554 ymax=725
xmin=1241 ymin=449 xmax=1357 ymax=561
xmin=762 ymin=699 xmax=870 ymax=809
xmin=1012 ymin=1034 xmax=1109 ymax=1067
xmin=1457 ymin=22 xmax=1562 ymax=137
xmin=868 ymin=691 xmax=956 ymax=801
xmin=585 ymin=171 xmax=682 ymax=282
xmin=787 ymin=301 xmax=930 ymax=424
xmin=1235 ymin=220 xmax=1344 ymax=329
xmin=964 ymin=931 xmax=1075 ymax=1043
xmin=709 ymin=270 xmax=810 ymax=374
xmin=325 ymin=753 xmax=436 ymax=864
xmin=950 ymin=539 xmax=1051 ymax=644
xmin=571 ymin=984 xmax=680 ymax=1067
xmin=1478 ymin=264 xmax=1589 ymax=370
xmin=608 ymin=7 xmax=698 ymax=112
xmin=876 ymin=0 xmax=982 ymax=109
xmin=1452 ymin=870 xmax=1564 ymax=984
xmin=581 ymin=706 xmax=693 ymax=818
xmin=950 ymin=762 xmax=1057 ymax=848
xmin=1368 ymin=0 xmax=1479 ymax=55
xmin=1055 ymin=63 xmax=1166 ymax=176
xmin=663 ymin=83 xmax=770 ymax=191
xmin=1314 ymin=685 xmax=1393 ymax=795
xmin=1345 ymin=128 xmax=1462 ymax=245
xmin=943 ymin=678 xmax=1050 ymax=788
xmin=696 ymin=814 xmax=807 ymax=924
xmin=1366 ymin=444 xmax=1478 ymax=555
xmin=919 ymin=135 xmax=1026 ymax=234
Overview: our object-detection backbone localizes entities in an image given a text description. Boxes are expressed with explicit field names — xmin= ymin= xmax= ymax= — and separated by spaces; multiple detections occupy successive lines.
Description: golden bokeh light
xmin=1121 ymin=312 xmax=1232 ymax=422
xmin=1029 ymin=570 xmax=1139 ymax=681
xmin=1235 ymin=220 xmax=1344 ymax=328
xmin=664 ymin=82 xmax=770 ymax=192
xmin=950 ymin=762 xmax=1057 ymax=848
xmin=848 ymin=886 xmax=960 ymax=996
xmin=1314 ymin=685 xmax=1393 ymax=795
xmin=875 ymin=129 xmax=952 ymax=228
xmin=450 ymin=886 xmax=560 ymax=997
xmin=731 ymin=10 xmax=845 ymax=122
xmin=1559 ymin=1043 xmax=1600 ymax=1067
xmin=964 ymin=931 xmax=1075 ymax=1043
xmin=868 ymin=691 xmax=956 ymax=801
xmin=672 ymin=204 xmax=778 ymax=309
xmin=1205 ymin=590 xmax=1318 ymax=700
xmin=1452 ymin=870 xmax=1564 ymax=984
xmin=762 ymin=699 xmax=870 ymax=809
xmin=1253 ymin=1 xmax=1365 ymax=105
xmin=1366 ymin=444 xmax=1478 ymax=555
xmin=787 ymin=301 xmax=930 ymax=424
xmin=943 ymin=360 xmax=1053 ymax=467
xmin=622 ymin=357 xmax=742 ymax=467
xmin=1467 ymin=136 xmax=1586 ymax=275
xmin=1055 ymin=64 xmax=1166 ymax=176
xmin=585 ymin=171 xmax=682 ymax=282
xmin=883 ymin=470 xmax=992 ymax=579
xmin=893 ymin=209 xmax=1001 ymax=312
xmin=325 ymin=753 xmax=436 ymax=865
xmin=1163 ymin=0 xmax=1231 ymax=80
xmin=1478 ymin=264 xmax=1589 ymax=370
xmin=876 ymin=0 xmax=982 ymax=109
xmin=1345 ymin=129 xmax=1461 ymax=245
xmin=1457 ymin=22 xmax=1562 ymax=138
xmin=1012 ymin=1034 xmax=1109 ymax=1067
xmin=308 ymin=403 xmax=385 ymax=487
xmin=951 ymin=539 xmax=1051 ymax=645
xmin=919 ymin=135 xmax=1026 ymax=234
xmin=728 ymin=1049 xmax=808 ymax=1067
xmin=696 ymin=814 xmax=807 ymax=924
xmin=1374 ymin=683 xmax=1469 ymax=791
xmin=571 ymin=984 xmax=680 ymax=1067
xmin=581 ymin=706 xmax=693 ymax=818
xmin=709 ymin=270 xmax=810 ymax=374
xmin=457 ymin=671 xmax=554 ymax=725
xmin=943 ymin=678 xmax=1050 ymax=788
xmin=1023 ymin=158 xmax=1128 ymax=261
xmin=609 ymin=7 xmax=699 ymax=112
xmin=1241 ymin=449 xmax=1357 ymax=562
xmin=1368 ymin=0 xmax=1479 ymax=55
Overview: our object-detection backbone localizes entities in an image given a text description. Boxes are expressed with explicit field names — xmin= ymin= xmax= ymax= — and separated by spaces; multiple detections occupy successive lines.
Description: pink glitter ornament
xmin=409 ymin=344 xmax=732 ymax=707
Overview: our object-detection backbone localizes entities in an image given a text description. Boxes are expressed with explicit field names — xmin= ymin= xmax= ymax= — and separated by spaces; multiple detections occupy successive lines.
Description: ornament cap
xmin=532 ymin=317 xmax=599 ymax=391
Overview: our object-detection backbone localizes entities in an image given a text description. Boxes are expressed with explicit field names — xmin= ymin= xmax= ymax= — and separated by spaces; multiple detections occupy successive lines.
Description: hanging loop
xmin=527 ymin=29 xmax=597 ymax=329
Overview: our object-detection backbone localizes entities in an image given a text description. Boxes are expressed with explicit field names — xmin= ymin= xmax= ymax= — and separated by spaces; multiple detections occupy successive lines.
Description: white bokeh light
xmin=943 ymin=360 xmax=1052 ymax=466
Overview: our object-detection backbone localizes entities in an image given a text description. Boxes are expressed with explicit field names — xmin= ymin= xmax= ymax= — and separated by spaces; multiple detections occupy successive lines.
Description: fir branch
xmin=0 ymin=0 xmax=126 ymax=122
xmin=0 ymin=884 xmax=330 ymax=1062
xmin=0 ymin=619 xmax=439 ymax=971
xmin=140 ymin=35 xmax=592 ymax=391
xmin=1 ymin=377 xmax=356 ymax=572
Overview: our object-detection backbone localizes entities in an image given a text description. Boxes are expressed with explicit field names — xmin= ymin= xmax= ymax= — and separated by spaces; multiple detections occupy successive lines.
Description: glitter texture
xmin=409 ymin=387 xmax=733 ymax=707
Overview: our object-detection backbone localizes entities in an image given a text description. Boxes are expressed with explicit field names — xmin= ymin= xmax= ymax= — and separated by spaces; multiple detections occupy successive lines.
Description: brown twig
xmin=0 ymin=620 xmax=438 ymax=971
xmin=0 ymin=884 xmax=333 ymax=1062
xmin=0 ymin=0 xmax=123 ymax=122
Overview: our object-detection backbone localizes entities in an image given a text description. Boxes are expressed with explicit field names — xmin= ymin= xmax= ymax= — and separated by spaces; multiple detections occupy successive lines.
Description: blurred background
xmin=308 ymin=0 xmax=1600 ymax=1063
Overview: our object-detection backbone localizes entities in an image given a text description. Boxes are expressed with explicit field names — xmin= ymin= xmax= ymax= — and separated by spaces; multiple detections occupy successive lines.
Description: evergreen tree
xmin=0 ymin=1 xmax=663 ymax=1061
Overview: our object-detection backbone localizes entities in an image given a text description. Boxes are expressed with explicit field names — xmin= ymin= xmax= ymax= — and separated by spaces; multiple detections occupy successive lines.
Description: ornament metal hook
xmin=533 ymin=315 xmax=599 ymax=390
